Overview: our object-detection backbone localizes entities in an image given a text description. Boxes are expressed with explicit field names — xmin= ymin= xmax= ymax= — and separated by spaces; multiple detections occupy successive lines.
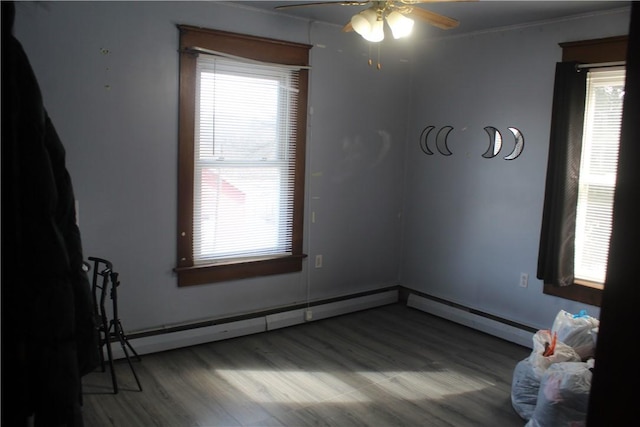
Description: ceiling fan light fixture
xmin=365 ymin=18 xmax=385 ymax=42
xmin=351 ymin=7 xmax=384 ymax=42
xmin=386 ymin=10 xmax=414 ymax=39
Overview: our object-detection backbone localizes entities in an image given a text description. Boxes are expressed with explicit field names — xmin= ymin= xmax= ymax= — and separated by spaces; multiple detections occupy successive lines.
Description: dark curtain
xmin=536 ymin=61 xmax=587 ymax=287
xmin=1 ymin=2 xmax=99 ymax=426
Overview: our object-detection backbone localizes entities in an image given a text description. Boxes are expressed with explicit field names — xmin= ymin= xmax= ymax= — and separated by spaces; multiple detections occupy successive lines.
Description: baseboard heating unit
xmin=406 ymin=293 xmax=535 ymax=348
xmin=109 ymin=289 xmax=399 ymax=360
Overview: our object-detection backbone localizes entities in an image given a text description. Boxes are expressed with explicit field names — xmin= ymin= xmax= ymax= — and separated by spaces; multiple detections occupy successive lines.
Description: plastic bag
xmin=511 ymin=330 xmax=581 ymax=420
xmin=511 ymin=358 xmax=540 ymax=420
xmin=525 ymin=360 xmax=593 ymax=427
xmin=551 ymin=310 xmax=599 ymax=360
xmin=529 ymin=330 xmax=581 ymax=378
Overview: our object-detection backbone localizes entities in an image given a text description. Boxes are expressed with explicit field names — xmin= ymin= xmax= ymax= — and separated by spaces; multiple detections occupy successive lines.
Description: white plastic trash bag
xmin=511 ymin=330 xmax=581 ymax=420
xmin=525 ymin=360 xmax=593 ymax=427
xmin=511 ymin=358 xmax=540 ymax=420
xmin=551 ymin=310 xmax=599 ymax=360
xmin=530 ymin=330 xmax=581 ymax=378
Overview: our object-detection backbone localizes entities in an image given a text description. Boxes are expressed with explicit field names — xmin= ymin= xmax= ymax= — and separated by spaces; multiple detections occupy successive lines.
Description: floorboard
xmin=81 ymin=303 xmax=530 ymax=426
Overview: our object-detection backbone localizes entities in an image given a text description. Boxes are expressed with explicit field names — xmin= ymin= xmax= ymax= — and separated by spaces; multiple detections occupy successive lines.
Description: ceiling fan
xmin=274 ymin=1 xmax=471 ymax=43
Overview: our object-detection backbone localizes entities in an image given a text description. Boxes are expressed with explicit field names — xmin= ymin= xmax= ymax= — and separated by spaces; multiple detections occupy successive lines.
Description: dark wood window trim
xmin=175 ymin=25 xmax=311 ymax=287
xmin=543 ymin=35 xmax=627 ymax=306
xmin=560 ymin=35 xmax=628 ymax=62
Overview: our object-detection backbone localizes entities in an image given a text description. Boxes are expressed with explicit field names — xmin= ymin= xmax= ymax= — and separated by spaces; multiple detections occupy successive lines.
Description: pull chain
xmin=367 ymin=44 xmax=382 ymax=70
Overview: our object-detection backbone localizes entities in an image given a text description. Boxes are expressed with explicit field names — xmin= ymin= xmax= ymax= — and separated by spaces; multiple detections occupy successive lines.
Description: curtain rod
xmin=577 ymin=60 xmax=626 ymax=70
xmin=186 ymin=46 xmax=311 ymax=70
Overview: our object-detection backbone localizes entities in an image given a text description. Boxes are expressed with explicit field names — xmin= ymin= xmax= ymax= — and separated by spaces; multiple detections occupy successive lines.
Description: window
xmin=574 ymin=68 xmax=625 ymax=284
xmin=538 ymin=36 xmax=627 ymax=306
xmin=175 ymin=26 xmax=311 ymax=287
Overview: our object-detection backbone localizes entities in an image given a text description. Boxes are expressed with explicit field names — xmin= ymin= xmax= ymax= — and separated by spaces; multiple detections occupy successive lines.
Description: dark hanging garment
xmin=1 ymin=2 xmax=99 ymax=426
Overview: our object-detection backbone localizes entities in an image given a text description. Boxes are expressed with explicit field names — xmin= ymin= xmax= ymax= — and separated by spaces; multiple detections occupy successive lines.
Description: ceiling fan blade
xmin=408 ymin=7 xmax=459 ymax=29
xmin=342 ymin=21 xmax=354 ymax=32
xmin=274 ymin=1 xmax=370 ymax=10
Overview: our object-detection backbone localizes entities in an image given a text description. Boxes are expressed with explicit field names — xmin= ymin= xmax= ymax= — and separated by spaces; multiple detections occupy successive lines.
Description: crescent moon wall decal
xmin=482 ymin=126 xmax=502 ymax=158
xmin=419 ymin=125 xmax=435 ymax=155
xmin=504 ymin=127 xmax=525 ymax=160
xmin=436 ymin=126 xmax=454 ymax=156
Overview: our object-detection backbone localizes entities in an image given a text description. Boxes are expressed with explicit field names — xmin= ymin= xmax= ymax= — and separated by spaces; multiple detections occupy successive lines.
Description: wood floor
xmin=81 ymin=303 xmax=531 ymax=426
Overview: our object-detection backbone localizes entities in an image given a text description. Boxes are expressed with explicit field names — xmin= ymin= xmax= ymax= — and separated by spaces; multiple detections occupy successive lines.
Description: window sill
xmin=543 ymin=282 xmax=602 ymax=307
xmin=175 ymin=254 xmax=307 ymax=287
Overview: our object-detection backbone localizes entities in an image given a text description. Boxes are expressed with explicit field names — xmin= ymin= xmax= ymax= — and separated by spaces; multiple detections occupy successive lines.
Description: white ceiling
xmin=232 ymin=1 xmax=631 ymax=37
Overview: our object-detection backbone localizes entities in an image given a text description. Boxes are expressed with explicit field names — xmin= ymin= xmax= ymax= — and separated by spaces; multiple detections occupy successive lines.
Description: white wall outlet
xmin=305 ymin=309 xmax=313 ymax=321
xmin=315 ymin=254 xmax=323 ymax=268
xmin=519 ymin=272 xmax=529 ymax=288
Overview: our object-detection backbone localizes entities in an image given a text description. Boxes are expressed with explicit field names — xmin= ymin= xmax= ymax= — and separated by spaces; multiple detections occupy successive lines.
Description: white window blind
xmin=574 ymin=68 xmax=626 ymax=283
xmin=193 ymin=55 xmax=299 ymax=264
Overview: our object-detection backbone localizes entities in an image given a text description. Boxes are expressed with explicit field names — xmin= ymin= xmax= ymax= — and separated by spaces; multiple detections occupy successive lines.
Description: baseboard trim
xmin=109 ymin=287 xmax=399 ymax=359
xmin=406 ymin=292 xmax=536 ymax=348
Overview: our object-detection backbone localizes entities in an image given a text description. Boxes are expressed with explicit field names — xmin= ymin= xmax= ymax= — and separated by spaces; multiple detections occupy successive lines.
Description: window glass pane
xmin=575 ymin=68 xmax=625 ymax=283
xmin=199 ymin=71 xmax=281 ymax=161
xmin=193 ymin=56 xmax=298 ymax=264
xmin=194 ymin=166 xmax=293 ymax=262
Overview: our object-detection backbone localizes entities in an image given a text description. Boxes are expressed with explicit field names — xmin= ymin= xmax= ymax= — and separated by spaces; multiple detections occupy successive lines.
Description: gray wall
xmin=13 ymin=1 xmax=409 ymax=333
xmin=402 ymin=8 xmax=630 ymax=330
xmin=13 ymin=2 xmax=630 ymax=336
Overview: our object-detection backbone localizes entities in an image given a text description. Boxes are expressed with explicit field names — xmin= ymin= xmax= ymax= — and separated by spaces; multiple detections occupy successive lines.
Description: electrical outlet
xmin=315 ymin=254 xmax=323 ymax=268
xmin=305 ymin=309 xmax=313 ymax=321
xmin=519 ymin=272 xmax=529 ymax=288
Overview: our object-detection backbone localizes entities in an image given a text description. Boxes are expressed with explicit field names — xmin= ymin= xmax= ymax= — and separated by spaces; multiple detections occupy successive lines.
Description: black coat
xmin=2 ymin=3 xmax=99 ymax=426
